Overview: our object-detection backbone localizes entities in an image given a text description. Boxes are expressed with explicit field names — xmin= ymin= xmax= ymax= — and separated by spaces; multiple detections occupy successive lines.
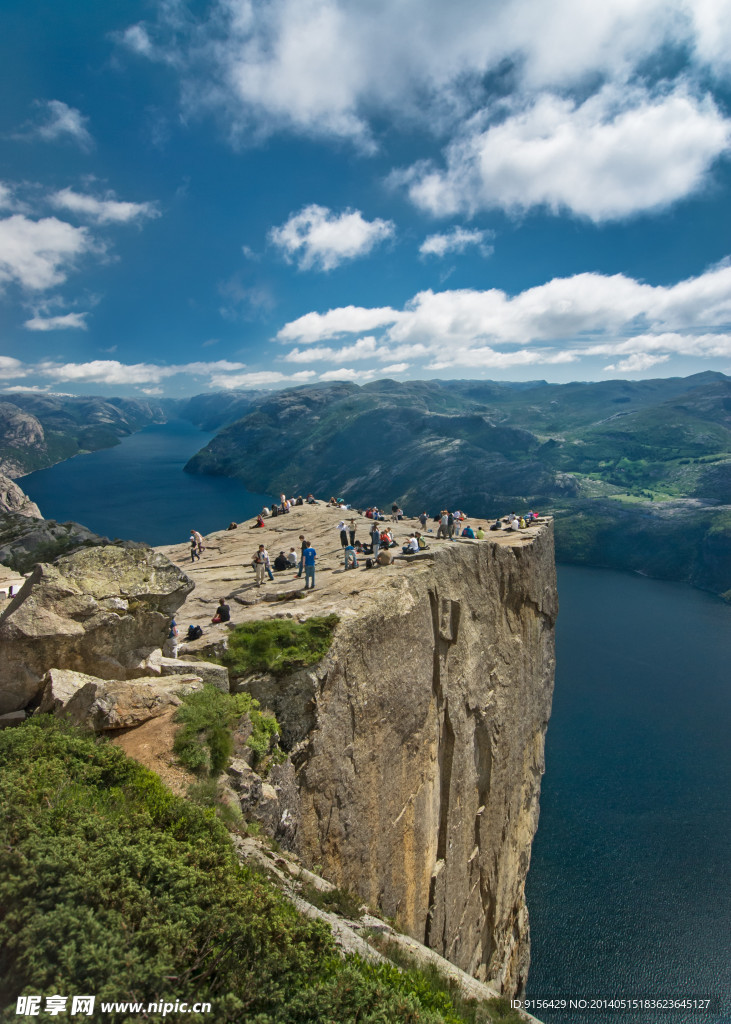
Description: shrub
xmin=0 ymin=717 xmax=492 ymax=1023
xmin=172 ymin=685 xmax=272 ymax=776
xmin=216 ymin=614 xmax=339 ymax=677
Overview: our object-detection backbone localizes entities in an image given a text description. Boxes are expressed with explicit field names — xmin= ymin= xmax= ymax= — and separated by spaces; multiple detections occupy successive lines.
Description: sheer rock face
xmin=0 ymin=545 xmax=194 ymax=715
xmin=0 ymin=474 xmax=41 ymax=518
xmin=284 ymin=527 xmax=556 ymax=996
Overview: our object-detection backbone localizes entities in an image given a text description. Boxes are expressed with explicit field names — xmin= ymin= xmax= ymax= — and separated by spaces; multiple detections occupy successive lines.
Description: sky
xmin=1 ymin=0 xmax=731 ymax=397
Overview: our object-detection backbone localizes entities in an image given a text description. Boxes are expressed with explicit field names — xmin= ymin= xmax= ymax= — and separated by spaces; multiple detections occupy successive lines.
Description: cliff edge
xmin=160 ymin=506 xmax=557 ymax=995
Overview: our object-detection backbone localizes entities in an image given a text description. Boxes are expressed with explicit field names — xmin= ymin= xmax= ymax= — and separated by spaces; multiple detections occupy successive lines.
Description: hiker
xmin=337 ymin=520 xmax=348 ymax=548
xmin=462 ymin=524 xmax=475 ymax=538
xmin=211 ymin=598 xmax=230 ymax=624
xmin=189 ymin=534 xmax=200 ymax=562
xmin=402 ymin=534 xmax=419 ymax=554
xmin=191 ymin=529 xmax=204 ymax=556
xmin=370 ymin=523 xmax=381 ymax=559
xmin=419 ymin=512 xmax=428 ymax=529
xmin=296 ymin=534 xmax=307 ymax=578
xmin=348 ymin=518 xmax=357 ymax=545
xmin=165 ymin=618 xmax=179 ymax=658
xmin=302 ymin=541 xmax=316 ymax=590
xmin=287 ymin=547 xmax=298 ymax=566
xmin=437 ymin=511 xmax=449 ymax=539
xmin=344 ymin=543 xmax=358 ymax=569
xmin=476 ymin=525 xmax=485 ymax=539
xmin=490 ymin=518 xmax=502 ymax=531
xmin=253 ymin=545 xmax=274 ymax=586
xmin=273 ymin=550 xmax=290 ymax=571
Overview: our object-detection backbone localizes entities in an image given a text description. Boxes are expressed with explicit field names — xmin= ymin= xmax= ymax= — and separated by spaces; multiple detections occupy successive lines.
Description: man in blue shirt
xmin=303 ymin=541 xmax=316 ymax=590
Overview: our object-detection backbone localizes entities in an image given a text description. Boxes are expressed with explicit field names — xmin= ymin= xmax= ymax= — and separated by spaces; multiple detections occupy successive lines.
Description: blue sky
xmin=1 ymin=0 xmax=731 ymax=396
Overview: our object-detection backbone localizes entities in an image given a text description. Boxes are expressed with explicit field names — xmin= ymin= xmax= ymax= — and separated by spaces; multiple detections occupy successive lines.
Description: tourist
xmin=211 ymin=598 xmax=230 ymax=624
xmin=416 ymin=532 xmax=428 ymax=549
xmin=437 ymin=511 xmax=449 ymax=539
xmin=402 ymin=534 xmax=419 ymax=554
xmin=490 ymin=519 xmax=502 ymax=531
xmin=462 ymin=524 xmax=475 ymax=539
xmin=296 ymin=534 xmax=307 ymax=578
xmin=376 ymin=548 xmax=394 ymax=567
xmin=191 ymin=529 xmax=204 ymax=556
xmin=303 ymin=541 xmax=316 ymax=589
xmin=348 ymin=518 xmax=357 ymax=545
xmin=254 ymin=544 xmax=274 ymax=585
xmin=273 ymin=550 xmax=290 ymax=571
xmin=189 ymin=534 xmax=200 ymax=562
xmin=337 ymin=520 xmax=348 ymax=548
xmin=419 ymin=512 xmax=428 ymax=529
xmin=370 ymin=523 xmax=381 ymax=559
xmin=307 ymin=493 xmax=316 ymax=504
xmin=476 ymin=525 xmax=485 ymax=539
xmin=287 ymin=547 xmax=297 ymax=566
xmin=166 ymin=618 xmax=179 ymax=658
xmin=344 ymin=543 xmax=358 ymax=569
xmin=447 ymin=512 xmax=455 ymax=540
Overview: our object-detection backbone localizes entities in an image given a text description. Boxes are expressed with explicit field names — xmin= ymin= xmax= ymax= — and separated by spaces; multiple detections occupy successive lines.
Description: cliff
xmin=159 ymin=504 xmax=557 ymax=995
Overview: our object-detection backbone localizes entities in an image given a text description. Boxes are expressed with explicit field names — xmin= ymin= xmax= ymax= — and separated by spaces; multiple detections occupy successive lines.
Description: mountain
xmin=0 ymin=393 xmax=171 ymax=477
xmin=185 ymin=374 xmax=731 ymax=597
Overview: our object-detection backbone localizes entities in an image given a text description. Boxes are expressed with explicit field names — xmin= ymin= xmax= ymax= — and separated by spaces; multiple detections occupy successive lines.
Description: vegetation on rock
xmin=0 ymin=718 xmax=508 ymax=1024
xmin=173 ymin=685 xmax=278 ymax=775
xmin=216 ymin=614 xmax=339 ymax=677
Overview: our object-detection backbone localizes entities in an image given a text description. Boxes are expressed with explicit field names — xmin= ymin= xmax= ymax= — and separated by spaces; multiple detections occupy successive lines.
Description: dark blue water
xmin=19 ymin=424 xmax=731 ymax=1022
xmin=20 ymin=420 xmax=271 ymax=546
xmin=526 ymin=566 xmax=731 ymax=1024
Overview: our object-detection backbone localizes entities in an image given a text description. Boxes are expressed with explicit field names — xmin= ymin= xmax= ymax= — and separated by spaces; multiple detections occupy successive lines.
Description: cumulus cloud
xmin=23 ymin=312 xmax=88 ymax=331
xmin=401 ymin=84 xmax=731 ymax=221
xmin=277 ymin=304 xmax=400 ymax=343
xmin=20 ymin=100 xmax=93 ymax=149
xmin=419 ymin=227 xmax=493 ymax=257
xmin=0 ymin=357 xmax=28 ymax=380
xmin=269 ymin=205 xmax=394 ymax=271
xmin=319 ymin=367 xmax=375 ymax=382
xmin=0 ymin=215 xmax=96 ymax=291
xmin=604 ymin=353 xmax=670 ymax=373
xmin=50 ymin=188 xmax=160 ymax=225
xmin=276 ymin=260 xmax=731 ymax=373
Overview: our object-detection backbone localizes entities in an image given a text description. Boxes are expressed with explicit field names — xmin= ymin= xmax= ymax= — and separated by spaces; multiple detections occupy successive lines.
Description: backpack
xmin=187 ymin=624 xmax=203 ymax=641
xmin=365 ymin=558 xmax=373 ymax=569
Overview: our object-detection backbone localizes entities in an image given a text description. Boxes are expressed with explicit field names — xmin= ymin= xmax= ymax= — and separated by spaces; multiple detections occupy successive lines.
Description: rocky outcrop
xmin=40 ymin=669 xmax=204 ymax=730
xmin=0 ymin=474 xmax=41 ymax=518
xmin=0 ymin=545 xmax=194 ymax=715
xmin=0 ymin=403 xmax=44 ymax=476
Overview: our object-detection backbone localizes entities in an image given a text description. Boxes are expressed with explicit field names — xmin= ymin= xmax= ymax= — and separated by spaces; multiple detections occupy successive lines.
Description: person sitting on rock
xmin=211 ymin=598 xmax=230 ymax=624
xmin=307 ymin=493 xmax=317 ymax=504
xmin=287 ymin=547 xmax=298 ymax=566
xmin=490 ymin=518 xmax=502 ymax=531
xmin=376 ymin=548 xmax=394 ymax=566
xmin=273 ymin=550 xmax=290 ymax=571
xmin=252 ymin=514 xmax=265 ymax=528
xmin=416 ymin=532 xmax=428 ymax=549
xmin=476 ymin=525 xmax=485 ymax=539
xmin=461 ymin=524 xmax=475 ymax=538
xmin=402 ymin=534 xmax=419 ymax=554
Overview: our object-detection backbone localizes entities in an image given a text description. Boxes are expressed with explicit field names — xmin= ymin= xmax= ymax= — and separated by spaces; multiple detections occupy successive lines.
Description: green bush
xmin=0 ymin=718 xmax=492 ymax=1023
xmin=216 ymin=614 xmax=339 ymax=677
xmin=172 ymin=685 xmax=274 ymax=776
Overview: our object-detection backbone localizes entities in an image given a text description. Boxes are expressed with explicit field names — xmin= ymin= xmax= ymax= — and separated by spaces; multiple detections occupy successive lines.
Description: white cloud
xmin=277 ymin=304 xmax=400 ymax=343
xmin=24 ymin=100 xmax=93 ymax=149
xmin=50 ymin=188 xmax=160 ymax=225
xmin=0 ymin=215 xmax=96 ymax=291
xmin=318 ymin=367 xmax=375 ymax=382
xmin=0 ymin=357 xmax=27 ymax=380
xmin=402 ymin=84 xmax=731 ymax=221
xmin=0 ymin=184 xmax=14 ymax=210
xmin=141 ymin=386 xmax=164 ymax=395
xmin=23 ymin=312 xmax=88 ymax=331
xmin=381 ymin=362 xmax=410 ymax=374
xmin=35 ymin=358 xmax=247 ymax=386
xmin=604 ymin=353 xmax=670 ymax=373
xmin=269 ymin=204 xmax=394 ymax=270
xmin=277 ymin=260 xmax=731 ymax=372
xmin=207 ymin=369 xmax=317 ymax=388
xmin=127 ymin=0 xmax=731 ymax=141
xmin=419 ymin=227 xmax=493 ymax=257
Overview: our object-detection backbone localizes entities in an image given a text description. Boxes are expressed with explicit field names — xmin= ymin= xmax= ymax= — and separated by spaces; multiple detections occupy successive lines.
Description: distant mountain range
xmin=183 ymin=373 xmax=731 ymax=598
xmin=1 ymin=374 xmax=729 ymax=597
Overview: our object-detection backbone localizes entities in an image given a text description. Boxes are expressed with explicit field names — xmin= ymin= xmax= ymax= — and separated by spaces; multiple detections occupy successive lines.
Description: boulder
xmin=39 ymin=668 xmax=101 ymax=714
xmin=159 ymin=655 xmax=229 ymax=692
xmin=61 ymin=674 xmax=203 ymax=731
xmin=0 ymin=545 xmax=194 ymax=715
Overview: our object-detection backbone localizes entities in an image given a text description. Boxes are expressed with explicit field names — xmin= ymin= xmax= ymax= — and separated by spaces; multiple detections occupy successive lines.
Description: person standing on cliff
xmin=337 ymin=520 xmax=348 ymax=549
xmin=191 ymin=529 xmax=204 ymax=557
xmin=370 ymin=522 xmax=381 ymax=558
xmin=348 ymin=518 xmax=357 ymax=545
xmin=189 ymin=534 xmax=200 ymax=562
xmin=302 ymin=541 xmax=316 ymax=590
xmin=296 ymin=534 xmax=307 ymax=578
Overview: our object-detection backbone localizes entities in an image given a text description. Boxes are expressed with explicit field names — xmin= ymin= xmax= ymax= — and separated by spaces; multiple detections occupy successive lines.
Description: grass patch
xmin=301 ymin=882 xmax=364 ymax=920
xmin=173 ymin=685 xmax=279 ymax=776
xmin=216 ymin=614 xmax=339 ymax=677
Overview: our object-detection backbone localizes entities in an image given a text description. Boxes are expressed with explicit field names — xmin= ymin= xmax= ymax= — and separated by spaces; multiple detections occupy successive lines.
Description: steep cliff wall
xmin=159 ymin=506 xmax=557 ymax=996
xmin=287 ymin=529 xmax=556 ymax=995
